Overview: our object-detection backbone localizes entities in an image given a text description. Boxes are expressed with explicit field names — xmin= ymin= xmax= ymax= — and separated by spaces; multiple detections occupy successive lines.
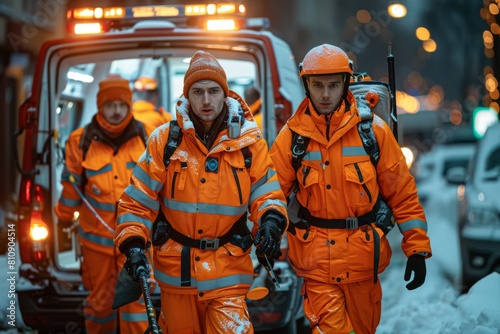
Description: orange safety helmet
xmin=299 ymin=44 xmax=353 ymax=102
xmin=133 ymin=76 xmax=158 ymax=91
xmin=299 ymin=44 xmax=353 ymax=78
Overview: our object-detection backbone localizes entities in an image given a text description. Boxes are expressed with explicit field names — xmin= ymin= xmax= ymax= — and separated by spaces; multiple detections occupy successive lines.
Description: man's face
xmin=102 ymin=100 xmax=129 ymax=124
xmin=188 ymin=80 xmax=225 ymax=130
xmin=307 ymin=74 xmax=345 ymax=115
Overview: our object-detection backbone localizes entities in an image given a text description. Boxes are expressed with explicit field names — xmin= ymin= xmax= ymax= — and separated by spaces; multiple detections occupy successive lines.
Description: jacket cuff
xmin=262 ymin=209 xmax=287 ymax=234
xmin=118 ymin=236 xmax=146 ymax=254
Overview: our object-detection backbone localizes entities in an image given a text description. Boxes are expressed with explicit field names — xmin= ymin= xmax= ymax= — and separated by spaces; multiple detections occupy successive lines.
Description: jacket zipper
xmin=171 ymin=172 xmax=178 ymax=198
xmin=325 ymin=115 xmax=331 ymax=141
xmin=231 ymin=167 xmax=243 ymax=205
xmin=353 ymin=163 xmax=372 ymax=203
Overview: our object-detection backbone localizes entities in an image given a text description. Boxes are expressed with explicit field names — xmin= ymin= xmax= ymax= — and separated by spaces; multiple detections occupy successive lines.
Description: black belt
xmin=169 ymin=213 xmax=248 ymax=287
xmin=302 ymin=208 xmax=375 ymax=229
xmin=169 ymin=213 xmax=247 ymax=250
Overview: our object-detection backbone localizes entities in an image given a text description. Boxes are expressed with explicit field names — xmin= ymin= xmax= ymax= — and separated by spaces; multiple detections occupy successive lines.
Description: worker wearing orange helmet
xmin=114 ymin=50 xmax=288 ymax=333
xmin=132 ymin=75 xmax=172 ymax=128
xmin=55 ymin=74 xmax=156 ymax=333
xmin=269 ymin=44 xmax=432 ymax=334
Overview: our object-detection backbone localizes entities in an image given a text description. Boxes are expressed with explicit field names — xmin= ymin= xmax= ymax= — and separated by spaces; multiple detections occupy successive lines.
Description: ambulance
xmin=15 ymin=3 xmax=306 ymax=333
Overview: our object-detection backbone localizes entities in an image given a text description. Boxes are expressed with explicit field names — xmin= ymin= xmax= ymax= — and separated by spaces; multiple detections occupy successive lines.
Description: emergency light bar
xmin=66 ymin=3 xmax=249 ymax=35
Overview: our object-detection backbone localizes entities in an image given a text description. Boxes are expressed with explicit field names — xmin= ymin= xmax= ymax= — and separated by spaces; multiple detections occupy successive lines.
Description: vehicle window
xmin=443 ymin=158 xmax=471 ymax=178
xmin=54 ymin=53 xmax=258 ymax=270
xmin=483 ymin=146 xmax=500 ymax=181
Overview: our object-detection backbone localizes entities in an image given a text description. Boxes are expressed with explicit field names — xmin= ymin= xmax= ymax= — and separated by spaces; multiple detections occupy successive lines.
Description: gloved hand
xmin=254 ymin=211 xmax=286 ymax=258
xmin=404 ymin=254 xmax=426 ymax=290
xmin=124 ymin=247 xmax=150 ymax=282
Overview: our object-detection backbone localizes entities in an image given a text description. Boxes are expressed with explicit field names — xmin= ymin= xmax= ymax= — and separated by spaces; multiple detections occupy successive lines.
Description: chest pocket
xmin=223 ymin=152 xmax=251 ymax=206
xmin=82 ymin=156 xmax=113 ymax=197
xmin=296 ymin=162 xmax=321 ymax=212
xmin=344 ymin=160 xmax=377 ymax=208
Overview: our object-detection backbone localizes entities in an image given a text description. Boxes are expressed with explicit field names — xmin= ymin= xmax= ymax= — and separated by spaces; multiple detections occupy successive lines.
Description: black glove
xmin=254 ymin=211 xmax=286 ymax=258
xmin=120 ymin=237 xmax=149 ymax=282
xmin=404 ymin=254 xmax=426 ymax=290
xmin=124 ymin=247 xmax=150 ymax=282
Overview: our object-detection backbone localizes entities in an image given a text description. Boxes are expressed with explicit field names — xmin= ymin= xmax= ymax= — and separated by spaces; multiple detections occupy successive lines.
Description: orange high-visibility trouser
xmin=303 ymin=278 xmax=382 ymax=334
xmin=158 ymin=289 xmax=253 ymax=334
xmin=81 ymin=246 xmax=150 ymax=334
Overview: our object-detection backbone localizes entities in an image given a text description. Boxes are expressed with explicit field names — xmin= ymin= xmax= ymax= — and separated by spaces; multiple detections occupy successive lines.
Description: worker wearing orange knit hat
xmin=132 ymin=75 xmax=172 ymax=128
xmin=115 ymin=50 xmax=288 ymax=333
xmin=55 ymin=74 xmax=155 ymax=333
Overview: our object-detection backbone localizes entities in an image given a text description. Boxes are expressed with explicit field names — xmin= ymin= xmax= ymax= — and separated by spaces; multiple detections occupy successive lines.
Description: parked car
xmin=454 ymin=122 xmax=500 ymax=292
xmin=413 ymin=142 xmax=475 ymax=223
xmin=14 ymin=3 xmax=306 ymax=333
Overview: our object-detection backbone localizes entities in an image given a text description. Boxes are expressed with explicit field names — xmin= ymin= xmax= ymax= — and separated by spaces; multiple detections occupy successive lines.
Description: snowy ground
xmin=1 ymin=207 xmax=500 ymax=333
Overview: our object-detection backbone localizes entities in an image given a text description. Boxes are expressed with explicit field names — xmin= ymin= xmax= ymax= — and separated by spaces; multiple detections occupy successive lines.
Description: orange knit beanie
xmin=97 ymin=74 xmax=132 ymax=112
xmin=183 ymin=51 xmax=229 ymax=97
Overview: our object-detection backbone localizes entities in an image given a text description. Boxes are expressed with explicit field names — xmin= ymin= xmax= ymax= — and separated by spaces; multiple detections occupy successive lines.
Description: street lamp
xmin=388 ymin=3 xmax=407 ymax=18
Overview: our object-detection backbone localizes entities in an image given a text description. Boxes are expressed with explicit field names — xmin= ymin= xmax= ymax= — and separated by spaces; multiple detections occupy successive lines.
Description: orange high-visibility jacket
xmin=133 ymin=100 xmax=172 ymax=129
xmin=115 ymin=91 xmax=288 ymax=300
xmin=55 ymin=119 xmax=154 ymax=255
xmin=269 ymin=91 xmax=432 ymax=283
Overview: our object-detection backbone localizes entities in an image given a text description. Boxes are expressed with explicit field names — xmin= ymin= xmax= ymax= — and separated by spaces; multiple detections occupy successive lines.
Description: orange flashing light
xmin=73 ymin=23 xmax=104 ymax=35
xmin=71 ymin=7 xmax=125 ymax=20
xmin=186 ymin=3 xmax=245 ymax=16
xmin=205 ymin=19 xmax=239 ymax=31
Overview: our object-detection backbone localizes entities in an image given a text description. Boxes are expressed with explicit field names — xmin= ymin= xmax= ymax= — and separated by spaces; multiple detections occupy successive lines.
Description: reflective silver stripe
xmin=197 ymin=273 xmax=253 ymax=291
xmin=121 ymin=312 xmax=148 ymax=322
xmin=133 ymin=165 xmax=163 ymax=193
xmin=126 ymin=161 xmax=137 ymax=169
xmin=250 ymin=180 xmax=282 ymax=202
xmin=86 ymin=164 xmax=112 ymax=177
xmin=342 ymin=146 xmax=368 ymax=157
xmin=78 ymin=226 xmax=114 ymax=247
xmin=85 ymin=195 xmax=115 ymax=212
xmin=59 ymin=196 xmax=81 ymax=208
xmin=303 ymin=150 xmax=322 ymax=162
xmin=164 ymin=198 xmax=248 ymax=216
xmin=117 ymin=213 xmax=153 ymax=230
xmin=154 ymin=268 xmax=197 ymax=286
xmin=125 ymin=186 xmax=160 ymax=211
xmin=84 ymin=311 xmax=116 ymax=324
xmin=251 ymin=173 xmax=268 ymax=193
xmin=258 ymin=198 xmax=286 ymax=212
xmin=153 ymin=268 xmax=252 ymax=290
xmin=398 ymin=219 xmax=428 ymax=233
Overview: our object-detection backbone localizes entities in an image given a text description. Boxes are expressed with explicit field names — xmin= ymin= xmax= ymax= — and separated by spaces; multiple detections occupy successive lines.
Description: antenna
xmin=387 ymin=41 xmax=398 ymax=142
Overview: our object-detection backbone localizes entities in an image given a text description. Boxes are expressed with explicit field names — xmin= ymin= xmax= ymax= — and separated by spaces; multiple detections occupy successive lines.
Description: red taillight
xmin=18 ymin=181 xmax=50 ymax=264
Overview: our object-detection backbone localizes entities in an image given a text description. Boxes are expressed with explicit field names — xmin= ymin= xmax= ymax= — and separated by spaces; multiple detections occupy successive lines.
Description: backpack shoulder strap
xmin=79 ymin=124 xmax=92 ymax=161
xmin=134 ymin=119 xmax=148 ymax=147
xmin=290 ymin=128 xmax=311 ymax=173
xmin=163 ymin=120 xmax=182 ymax=169
xmin=357 ymin=103 xmax=380 ymax=167
xmin=241 ymin=146 xmax=252 ymax=169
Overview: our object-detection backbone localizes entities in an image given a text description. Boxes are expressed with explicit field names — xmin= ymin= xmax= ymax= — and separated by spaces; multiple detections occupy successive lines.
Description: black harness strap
xmin=303 ymin=209 xmax=375 ymax=229
xmin=163 ymin=120 xmax=182 ymax=169
xmin=170 ymin=213 xmax=248 ymax=286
